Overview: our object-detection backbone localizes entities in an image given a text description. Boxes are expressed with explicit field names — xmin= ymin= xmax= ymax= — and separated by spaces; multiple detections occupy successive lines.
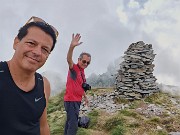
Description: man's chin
xmin=23 ymin=62 xmax=42 ymax=72
xmin=82 ymin=66 xmax=87 ymax=69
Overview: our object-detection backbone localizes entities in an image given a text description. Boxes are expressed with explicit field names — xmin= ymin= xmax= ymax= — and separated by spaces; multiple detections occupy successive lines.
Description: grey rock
xmin=115 ymin=41 xmax=159 ymax=100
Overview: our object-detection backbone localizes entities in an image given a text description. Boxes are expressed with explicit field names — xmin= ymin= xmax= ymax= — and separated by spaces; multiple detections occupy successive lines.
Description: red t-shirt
xmin=64 ymin=64 xmax=85 ymax=101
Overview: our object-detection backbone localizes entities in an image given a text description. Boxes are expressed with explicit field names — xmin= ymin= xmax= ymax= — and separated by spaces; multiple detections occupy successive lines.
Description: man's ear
xmin=13 ymin=37 xmax=20 ymax=50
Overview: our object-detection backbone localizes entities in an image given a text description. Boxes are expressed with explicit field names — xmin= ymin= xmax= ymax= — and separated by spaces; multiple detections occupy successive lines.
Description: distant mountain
xmin=87 ymin=58 xmax=121 ymax=88
xmin=87 ymin=72 xmax=115 ymax=88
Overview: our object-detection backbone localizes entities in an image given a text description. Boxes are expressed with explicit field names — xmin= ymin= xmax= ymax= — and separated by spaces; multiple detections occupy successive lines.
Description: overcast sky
xmin=1 ymin=0 xmax=180 ymax=87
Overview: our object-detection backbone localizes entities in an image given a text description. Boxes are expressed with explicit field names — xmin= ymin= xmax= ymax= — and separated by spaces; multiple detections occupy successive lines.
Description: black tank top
xmin=0 ymin=61 xmax=46 ymax=135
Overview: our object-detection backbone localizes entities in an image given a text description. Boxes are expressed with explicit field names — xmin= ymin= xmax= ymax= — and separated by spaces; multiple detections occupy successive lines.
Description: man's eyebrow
xmin=26 ymin=39 xmax=38 ymax=43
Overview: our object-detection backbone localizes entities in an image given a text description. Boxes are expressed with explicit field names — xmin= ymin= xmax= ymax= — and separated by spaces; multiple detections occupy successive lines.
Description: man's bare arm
xmin=67 ymin=33 xmax=82 ymax=69
xmin=40 ymin=77 xmax=51 ymax=135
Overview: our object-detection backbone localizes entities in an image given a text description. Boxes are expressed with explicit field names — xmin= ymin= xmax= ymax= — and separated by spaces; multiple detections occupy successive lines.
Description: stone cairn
xmin=115 ymin=41 xmax=159 ymax=100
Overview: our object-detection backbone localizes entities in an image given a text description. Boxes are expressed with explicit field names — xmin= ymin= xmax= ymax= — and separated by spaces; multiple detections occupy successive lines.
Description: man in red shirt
xmin=64 ymin=33 xmax=91 ymax=135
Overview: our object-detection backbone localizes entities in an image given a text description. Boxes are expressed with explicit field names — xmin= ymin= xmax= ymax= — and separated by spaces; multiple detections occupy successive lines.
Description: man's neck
xmin=7 ymin=60 xmax=36 ymax=92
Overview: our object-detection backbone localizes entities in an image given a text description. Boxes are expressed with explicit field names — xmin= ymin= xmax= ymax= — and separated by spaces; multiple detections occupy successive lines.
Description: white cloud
xmin=0 ymin=0 xmax=180 ymax=87
xmin=156 ymin=74 xmax=180 ymax=87
xmin=140 ymin=0 xmax=165 ymax=15
xmin=117 ymin=7 xmax=128 ymax=25
xmin=128 ymin=0 xmax=140 ymax=9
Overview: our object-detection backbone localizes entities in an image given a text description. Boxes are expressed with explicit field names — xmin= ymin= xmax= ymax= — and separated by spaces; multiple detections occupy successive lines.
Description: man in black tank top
xmin=0 ymin=16 xmax=58 ymax=135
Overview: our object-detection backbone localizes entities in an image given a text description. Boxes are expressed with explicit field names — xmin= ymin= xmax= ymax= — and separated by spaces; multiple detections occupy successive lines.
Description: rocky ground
xmin=48 ymin=88 xmax=180 ymax=135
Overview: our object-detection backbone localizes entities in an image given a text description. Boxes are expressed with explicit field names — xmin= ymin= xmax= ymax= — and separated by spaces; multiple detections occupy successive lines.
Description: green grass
xmin=87 ymin=110 xmax=99 ymax=129
xmin=48 ymin=90 xmax=65 ymax=111
xmin=77 ymin=128 xmax=90 ymax=135
xmin=119 ymin=109 xmax=138 ymax=118
xmin=103 ymin=116 xmax=125 ymax=132
xmin=47 ymin=90 xmax=66 ymax=135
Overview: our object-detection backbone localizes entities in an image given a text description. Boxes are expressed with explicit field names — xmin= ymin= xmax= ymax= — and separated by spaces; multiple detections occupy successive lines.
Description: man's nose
xmin=32 ymin=46 xmax=42 ymax=55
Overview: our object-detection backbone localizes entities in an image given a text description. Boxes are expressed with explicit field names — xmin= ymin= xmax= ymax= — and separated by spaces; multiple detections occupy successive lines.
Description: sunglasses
xmin=25 ymin=16 xmax=59 ymax=38
xmin=82 ymin=60 xmax=90 ymax=65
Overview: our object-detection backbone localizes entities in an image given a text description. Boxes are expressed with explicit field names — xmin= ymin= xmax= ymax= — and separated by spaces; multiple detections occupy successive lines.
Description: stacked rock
xmin=115 ymin=41 xmax=159 ymax=100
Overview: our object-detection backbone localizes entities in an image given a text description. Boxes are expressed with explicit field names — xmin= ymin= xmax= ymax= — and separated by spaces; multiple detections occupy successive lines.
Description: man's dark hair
xmin=17 ymin=22 xmax=57 ymax=51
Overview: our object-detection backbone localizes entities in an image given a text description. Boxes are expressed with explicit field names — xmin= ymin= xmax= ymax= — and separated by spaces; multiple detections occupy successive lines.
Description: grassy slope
xmin=47 ymin=88 xmax=180 ymax=135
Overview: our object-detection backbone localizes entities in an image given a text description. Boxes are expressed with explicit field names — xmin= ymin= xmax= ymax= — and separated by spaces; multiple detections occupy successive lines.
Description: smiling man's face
xmin=78 ymin=55 xmax=91 ymax=69
xmin=13 ymin=26 xmax=53 ymax=72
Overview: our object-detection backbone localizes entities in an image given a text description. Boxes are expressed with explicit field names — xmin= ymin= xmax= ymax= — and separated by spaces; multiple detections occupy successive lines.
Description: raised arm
xmin=67 ymin=33 xmax=82 ymax=69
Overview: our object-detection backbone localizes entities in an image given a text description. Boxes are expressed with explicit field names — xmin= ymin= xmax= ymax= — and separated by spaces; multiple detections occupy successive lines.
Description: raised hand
xmin=70 ymin=33 xmax=83 ymax=47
